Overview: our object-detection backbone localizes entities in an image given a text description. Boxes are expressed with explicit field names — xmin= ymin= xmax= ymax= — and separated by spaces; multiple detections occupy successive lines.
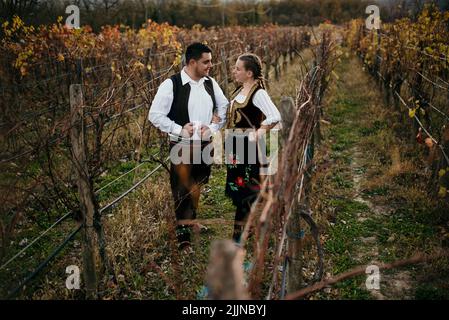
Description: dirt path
xmin=310 ymin=51 xmax=449 ymax=300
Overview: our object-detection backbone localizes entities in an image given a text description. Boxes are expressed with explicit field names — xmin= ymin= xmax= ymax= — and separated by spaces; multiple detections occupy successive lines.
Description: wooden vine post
xmin=264 ymin=46 xmax=271 ymax=89
xmin=206 ymin=240 xmax=249 ymax=299
xmin=69 ymin=83 xmax=99 ymax=299
xmin=220 ymin=48 xmax=229 ymax=98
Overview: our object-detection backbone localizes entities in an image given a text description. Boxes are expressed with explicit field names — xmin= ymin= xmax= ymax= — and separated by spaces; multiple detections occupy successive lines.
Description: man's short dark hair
xmin=185 ymin=42 xmax=212 ymax=64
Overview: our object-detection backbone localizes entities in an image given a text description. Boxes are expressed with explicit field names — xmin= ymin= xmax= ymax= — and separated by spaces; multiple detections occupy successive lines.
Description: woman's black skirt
xmin=224 ymin=132 xmax=262 ymax=209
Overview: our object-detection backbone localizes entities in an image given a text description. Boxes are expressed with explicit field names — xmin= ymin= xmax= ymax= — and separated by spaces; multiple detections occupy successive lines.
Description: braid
xmin=257 ymin=74 xmax=266 ymax=89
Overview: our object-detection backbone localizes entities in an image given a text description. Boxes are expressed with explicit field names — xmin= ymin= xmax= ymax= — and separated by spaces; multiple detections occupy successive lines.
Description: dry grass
xmin=20 ymin=171 xmax=177 ymax=300
xmin=104 ymin=178 xmax=172 ymax=272
xmin=270 ymin=49 xmax=314 ymax=103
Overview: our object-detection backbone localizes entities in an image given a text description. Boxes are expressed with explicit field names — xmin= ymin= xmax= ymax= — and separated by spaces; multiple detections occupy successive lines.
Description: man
xmin=149 ymin=42 xmax=228 ymax=250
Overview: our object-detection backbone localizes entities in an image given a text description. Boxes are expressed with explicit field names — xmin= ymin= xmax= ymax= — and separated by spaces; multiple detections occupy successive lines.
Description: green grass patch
xmin=362 ymin=186 xmax=389 ymax=196
xmin=335 ymin=276 xmax=373 ymax=300
xmin=331 ymin=173 xmax=354 ymax=189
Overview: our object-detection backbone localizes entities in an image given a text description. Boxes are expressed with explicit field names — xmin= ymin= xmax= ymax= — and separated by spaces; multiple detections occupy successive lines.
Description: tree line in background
xmin=1 ymin=0 xmax=448 ymax=31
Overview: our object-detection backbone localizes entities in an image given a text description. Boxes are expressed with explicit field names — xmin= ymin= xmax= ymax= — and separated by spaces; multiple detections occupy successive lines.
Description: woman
xmin=224 ymin=53 xmax=282 ymax=243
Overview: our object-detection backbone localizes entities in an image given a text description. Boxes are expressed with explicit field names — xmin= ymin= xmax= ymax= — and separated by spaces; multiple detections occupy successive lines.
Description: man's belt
xmin=169 ymin=134 xmax=213 ymax=146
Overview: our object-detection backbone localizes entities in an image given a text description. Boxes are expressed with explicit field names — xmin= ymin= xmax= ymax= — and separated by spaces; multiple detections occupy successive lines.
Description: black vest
xmin=167 ymin=73 xmax=217 ymax=127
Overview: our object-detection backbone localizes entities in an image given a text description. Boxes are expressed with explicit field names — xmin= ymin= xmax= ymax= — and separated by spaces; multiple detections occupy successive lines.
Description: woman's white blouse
xmin=232 ymin=89 xmax=282 ymax=126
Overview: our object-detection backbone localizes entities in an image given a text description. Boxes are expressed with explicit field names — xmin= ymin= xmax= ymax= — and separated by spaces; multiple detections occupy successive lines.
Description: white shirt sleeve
xmin=208 ymin=77 xmax=229 ymax=134
xmin=252 ymin=89 xmax=282 ymax=126
xmin=148 ymin=78 xmax=183 ymax=136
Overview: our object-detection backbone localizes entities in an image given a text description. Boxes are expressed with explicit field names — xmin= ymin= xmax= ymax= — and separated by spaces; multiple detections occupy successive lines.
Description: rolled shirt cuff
xmin=171 ymin=123 xmax=183 ymax=136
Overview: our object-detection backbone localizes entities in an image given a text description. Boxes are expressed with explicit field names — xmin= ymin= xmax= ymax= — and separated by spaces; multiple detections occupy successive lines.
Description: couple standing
xmin=149 ymin=43 xmax=281 ymax=250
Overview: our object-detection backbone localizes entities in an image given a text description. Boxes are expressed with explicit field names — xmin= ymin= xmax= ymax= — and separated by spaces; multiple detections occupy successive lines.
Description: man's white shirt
xmin=148 ymin=68 xmax=229 ymax=139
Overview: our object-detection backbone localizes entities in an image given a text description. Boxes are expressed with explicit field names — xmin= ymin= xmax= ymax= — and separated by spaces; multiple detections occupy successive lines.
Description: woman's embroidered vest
xmin=227 ymin=82 xmax=266 ymax=129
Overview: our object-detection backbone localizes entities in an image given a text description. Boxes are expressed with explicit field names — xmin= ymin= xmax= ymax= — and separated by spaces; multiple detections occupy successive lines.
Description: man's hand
xmin=200 ymin=125 xmax=212 ymax=140
xmin=181 ymin=123 xmax=194 ymax=138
